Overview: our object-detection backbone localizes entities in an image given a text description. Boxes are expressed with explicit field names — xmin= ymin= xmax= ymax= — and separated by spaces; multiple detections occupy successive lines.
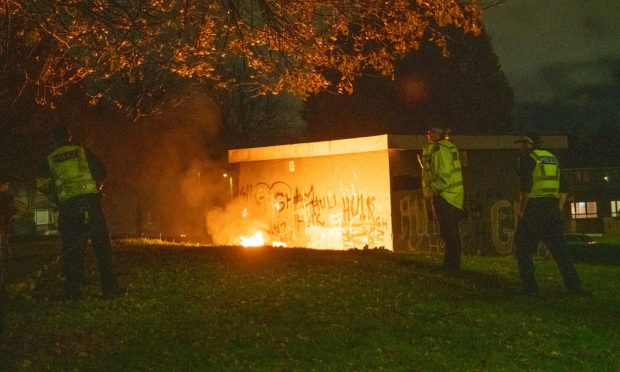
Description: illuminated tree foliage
xmin=0 ymin=0 xmax=481 ymax=115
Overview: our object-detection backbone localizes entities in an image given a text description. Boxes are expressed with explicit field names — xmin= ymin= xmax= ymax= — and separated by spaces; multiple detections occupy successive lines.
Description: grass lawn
xmin=1 ymin=238 xmax=619 ymax=371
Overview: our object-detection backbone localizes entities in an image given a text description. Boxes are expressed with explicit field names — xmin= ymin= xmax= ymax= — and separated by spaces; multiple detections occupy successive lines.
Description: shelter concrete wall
xmin=388 ymin=149 xmax=521 ymax=254
xmin=230 ymin=134 xmax=569 ymax=254
xmin=237 ymin=151 xmax=393 ymax=250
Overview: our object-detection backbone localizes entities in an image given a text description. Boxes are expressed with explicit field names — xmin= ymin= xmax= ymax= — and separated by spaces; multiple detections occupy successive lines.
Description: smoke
xmin=84 ymin=92 xmax=233 ymax=241
xmin=6 ymin=80 xmax=307 ymax=245
xmin=206 ymin=197 xmax=270 ymax=246
xmin=48 ymin=89 xmax=298 ymax=245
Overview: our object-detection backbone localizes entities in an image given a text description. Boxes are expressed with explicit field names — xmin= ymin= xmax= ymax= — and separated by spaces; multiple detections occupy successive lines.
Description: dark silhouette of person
xmin=39 ymin=126 xmax=124 ymax=300
xmin=422 ymin=127 xmax=465 ymax=272
xmin=513 ymin=133 xmax=591 ymax=298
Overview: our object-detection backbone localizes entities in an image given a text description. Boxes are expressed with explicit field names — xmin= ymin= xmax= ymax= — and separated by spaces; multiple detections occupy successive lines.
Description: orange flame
xmin=240 ymin=231 xmax=265 ymax=247
xmin=239 ymin=231 xmax=289 ymax=248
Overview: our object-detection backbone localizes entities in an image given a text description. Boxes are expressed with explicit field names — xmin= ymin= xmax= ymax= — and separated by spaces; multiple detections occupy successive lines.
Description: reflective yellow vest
xmin=429 ymin=139 xmax=464 ymax=209
xmin=47 ymin=145 xmax=99 ymax=203
xmin=529 ymin=149 xmax=560 ymax=198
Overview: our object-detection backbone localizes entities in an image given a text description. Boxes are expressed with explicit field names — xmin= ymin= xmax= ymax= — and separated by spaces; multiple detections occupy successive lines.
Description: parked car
xmin=538 ymin=234 xmax=595 ymax=252
xmin=564 ymin=233 xmax=620 ymax=264
xmin=564 ymin=233 xmax=597 ymax=246
xmin=538 ymin=234 xmax=619 ymax=264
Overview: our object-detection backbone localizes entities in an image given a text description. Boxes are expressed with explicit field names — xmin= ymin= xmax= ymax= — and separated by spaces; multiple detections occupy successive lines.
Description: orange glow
xmin=240 ymin=231 xmax=265 ymax=247
xmin=398 ymin=75 xmax=428 ymax=103
xmin=239 ymin=231 xmax=288 ymax=248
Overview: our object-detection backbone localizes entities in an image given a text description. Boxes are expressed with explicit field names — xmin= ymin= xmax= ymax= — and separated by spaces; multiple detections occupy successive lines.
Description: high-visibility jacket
xmin=529 ymin=149 xmax=560 ymax=198
xmin=47 ymin=145 xmax=99 ymax=203
xmin=428 ymin=139 xmax=464 ymax=209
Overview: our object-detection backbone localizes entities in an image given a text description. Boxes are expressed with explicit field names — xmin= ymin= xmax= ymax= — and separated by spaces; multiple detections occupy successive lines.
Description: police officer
xmin=40 ymin=126 xmax=124 ymax=300
xmin=514 ymin=133 xmax=590 ymax=297
xmin=423 ymin=127 xmax=464 ymax=272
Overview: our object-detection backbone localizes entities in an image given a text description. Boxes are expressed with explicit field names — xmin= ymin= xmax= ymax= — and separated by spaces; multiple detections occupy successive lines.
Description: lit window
xmin=611 ymin=201 xmax=620 ymax=218
xmin=571 ymin=202 xmax=597 ymax=219
xmin=34 ymin=209 xmax=53 ymax=225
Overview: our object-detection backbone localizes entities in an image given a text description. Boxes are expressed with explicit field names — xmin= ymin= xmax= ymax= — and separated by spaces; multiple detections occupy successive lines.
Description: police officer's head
xmin=426 ymin=127 xmax=450 ymax=142
xmin=514 ymin=133 xmax=542 ymax=153
xmin=52 ymin=126 xmax=72 ymax=146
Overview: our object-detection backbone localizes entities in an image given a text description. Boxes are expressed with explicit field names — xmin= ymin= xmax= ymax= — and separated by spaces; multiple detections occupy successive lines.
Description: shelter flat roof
xmin=228 ymin=134 xmax=568 ymax=163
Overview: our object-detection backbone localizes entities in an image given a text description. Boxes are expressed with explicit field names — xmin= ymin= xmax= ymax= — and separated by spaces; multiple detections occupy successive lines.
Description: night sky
xmin=483 ymin=0 xmax=620 ymax=132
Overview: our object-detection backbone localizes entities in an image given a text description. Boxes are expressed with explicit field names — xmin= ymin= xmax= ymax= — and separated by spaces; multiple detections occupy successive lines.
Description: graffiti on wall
xmin=240 ymin=180 xmax=519 ymax=253
xmin=395 ymin=192 xmax=517 ymax=255
xmin=461 ymin=188 xmax=517 ymax=255
xmin=490 ymin=200 xmax=516 ymax=254
xmin=396 ymin=194 xmax=443 ymax=253
xmin=240 ymin=182 xmax=389 ymax=249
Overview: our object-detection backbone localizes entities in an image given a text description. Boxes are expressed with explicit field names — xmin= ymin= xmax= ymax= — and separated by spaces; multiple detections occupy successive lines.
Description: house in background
xmin=228 ymin=134 xmax=571 ymax=254
xmin=563 ymin=167 xmax=620 ymax=234
xmin=11 ymin=185 xmax=58 ymax=236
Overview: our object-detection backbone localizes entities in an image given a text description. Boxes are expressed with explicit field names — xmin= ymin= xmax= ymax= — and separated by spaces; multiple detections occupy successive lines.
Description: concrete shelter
xmin=228 ymin=134 xmax=568 ymax=253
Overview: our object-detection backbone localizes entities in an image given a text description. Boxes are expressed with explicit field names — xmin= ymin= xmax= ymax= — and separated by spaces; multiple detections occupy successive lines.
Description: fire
xmin=240 ymin=231 xmax=265 ymax=247
xmin=239 ymin=231 xmax=288 ymax=248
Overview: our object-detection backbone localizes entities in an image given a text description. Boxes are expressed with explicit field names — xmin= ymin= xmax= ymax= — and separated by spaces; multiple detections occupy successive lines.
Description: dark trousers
xmin=433 ymin=196 xmax=463 ymax=271
xmin=515 ymin=198 xmax=582 ymax=293
xmin=58 ymin=194 xmax=120 ymax=296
